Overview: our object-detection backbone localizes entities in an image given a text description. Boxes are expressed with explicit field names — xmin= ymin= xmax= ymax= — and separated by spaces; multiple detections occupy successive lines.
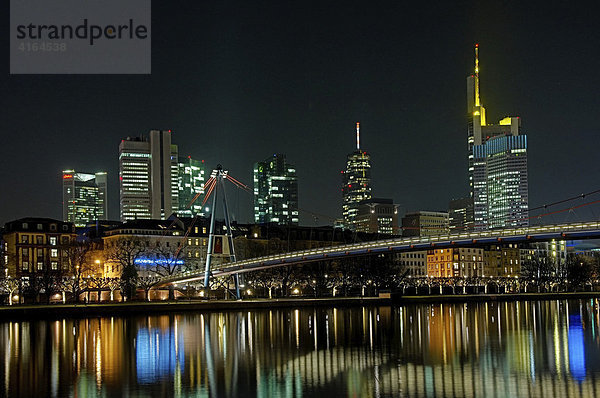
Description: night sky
xmin=2 ymin=1 xmax=599 ymax=226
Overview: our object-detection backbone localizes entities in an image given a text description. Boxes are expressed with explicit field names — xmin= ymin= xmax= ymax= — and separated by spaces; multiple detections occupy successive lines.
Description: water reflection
xmin=1 ymin=300 xmax=600 ymax=397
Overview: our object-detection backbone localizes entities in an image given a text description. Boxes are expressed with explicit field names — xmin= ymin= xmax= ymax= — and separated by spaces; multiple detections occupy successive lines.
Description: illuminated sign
xmin=63 ymin=174 xmax=73 ymax=179
xmin=134 ymin=258 xmax=184 ymax=266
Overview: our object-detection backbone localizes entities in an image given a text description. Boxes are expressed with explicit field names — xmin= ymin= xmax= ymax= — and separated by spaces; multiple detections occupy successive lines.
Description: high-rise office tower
xmin=62 ymin=170 xmax=108 ymax=226
xmin=466 ymin=45 xmax=528 ymax=229
xmin=342 ymin=122 xmax=372 ymax=229
xmin=253 ymin=154 xmax=299 ymax=225
xmin=177 ymin=156 xmax=206 ymax=217
xmin=119 ymin=130 xmax=179 ymax=221
xmin=474 ymin=134 xmax=528 ymax=228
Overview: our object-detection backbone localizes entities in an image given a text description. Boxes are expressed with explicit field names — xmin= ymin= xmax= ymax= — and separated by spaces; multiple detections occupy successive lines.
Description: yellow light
xmin=246 ymin=289 xmax=252 ymax=295
xmin=499 ymin=117 xmax=512 ymax=125
xmin=292 ymin=288 xmax=299 ymax=294
xmin=473 ymin=111 xmax=480 ymax=116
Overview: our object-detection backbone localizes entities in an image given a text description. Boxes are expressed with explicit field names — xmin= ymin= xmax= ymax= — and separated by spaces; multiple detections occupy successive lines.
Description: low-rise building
xmin=402 ymin=211 xmax=449 ymax=237
xmin=1 ymin=218 xmax=77 ymax=278
xmin=354 ymin=198 xmax=399 ymax=235
xmin=483 ymin=244 xmax=520 ymax=277
xmin=396 ymin=251 xmax=427 ymax=277
xmin=427 ymin=248 xmax=484 ymax=278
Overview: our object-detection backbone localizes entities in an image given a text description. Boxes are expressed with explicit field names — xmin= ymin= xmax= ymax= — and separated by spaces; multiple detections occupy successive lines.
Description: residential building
xmin=396 ymin=251 xmax=427 ymax=277
xmin=427 ymin=248 xmax=484 ymax=278
xmin=402 ymin=211 xmax=449 ymax=237
xmin=119 ymin=130 xmax=179 ymax=221
xmin=177 ymin=156 xmax=206 ymax=217
xmin=1 ymin=218 xmax=77 ymax=278
xmin=355 ymin=198 xmax=399 ymax=235
xmin=62 ymin=170 xmax=108 ymax=227
xmin=253 ymin=154 xmax=299 ymax=225
xmin=483 ymin=244 xmax=521 ymax=277
xmin=521 ymin=240 xmax=567 ymax=268
xmin=342 ymin=122 xmax=372 ymax=230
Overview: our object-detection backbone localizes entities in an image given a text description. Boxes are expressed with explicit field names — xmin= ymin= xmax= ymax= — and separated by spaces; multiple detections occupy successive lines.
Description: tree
xmin=566 ymin=254 xmax=594 ymax=291
xmin=107 ymin=278 xmax=120 ymax=301
xmin=104 ymin=237 xmax=146 ymax=301
xmin=87 ymin=277 xmax=110 ymax=302
xmin=62 ymin=241 xmax=93 ymax=302
xmin=38 ymin=263 xmax=63 ymax=304
xmin=520 ymin=256 xmax=555 ymax=292
xmin=246 ymin=268 xmax=278 ymax=298
xmin=137 ymin=276 xmax=159 ymax=301
xmin=149 ymin=242 xmax=185 ymax=300
xmin=0 ymin=276 xmax=20 ymax=305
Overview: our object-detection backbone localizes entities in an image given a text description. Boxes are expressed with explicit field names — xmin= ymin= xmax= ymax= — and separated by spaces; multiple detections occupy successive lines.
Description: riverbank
xmin=1 ymin=292 xmax=600 ymax=320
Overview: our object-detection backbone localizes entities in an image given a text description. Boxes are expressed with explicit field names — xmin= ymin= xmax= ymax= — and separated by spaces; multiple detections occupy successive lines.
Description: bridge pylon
xmin=203 ymin=165 xmax=241 ymax=299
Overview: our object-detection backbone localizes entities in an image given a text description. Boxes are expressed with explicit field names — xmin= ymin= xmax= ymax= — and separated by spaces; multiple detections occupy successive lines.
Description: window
xmin=62 ymin=225 xmax=69 ymax=231
xmin=21 ymin=235 xmax=29 ymax=244
xmin=50 ymin=224 xmax=57 ymax=231
xmin=51 ymin=261 xmax=58 ymax=270
xmin=51 ymin=249 xmax=58 ymax=257
xmin=36 ymin=236 xmax=43 ymax=244
xmin=22 ymin=223 xmax=28 ymax=229
xmin=22 ymin=261 xmax=29 ymax=271
xmin=37 ymin=262 xmax=44 ymax=271
xmin=49 ymin=237 xmax=57 ymax=246
xmin=61 ymin=236 xmax=70 ymax=244
xmin=37 ymin=224 xmax=43 ymax=231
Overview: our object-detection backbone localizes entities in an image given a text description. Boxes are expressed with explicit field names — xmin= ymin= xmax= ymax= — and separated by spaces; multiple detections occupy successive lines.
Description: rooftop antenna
xmin=474 ymin=44 xmax=480 ymax=107
xmin=356 ymin=122 xmax=360 ymax=150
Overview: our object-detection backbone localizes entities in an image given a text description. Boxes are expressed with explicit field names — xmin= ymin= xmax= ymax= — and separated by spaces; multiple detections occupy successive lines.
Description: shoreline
xmin=1 ymin=292 xmax=599 ymax=320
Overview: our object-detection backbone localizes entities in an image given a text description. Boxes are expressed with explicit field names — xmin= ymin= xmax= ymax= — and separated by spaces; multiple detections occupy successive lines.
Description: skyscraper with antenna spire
xmin=342 ymin=122 xmax=372 ymax=229
xmin=466 ymin=44 xmax=529 ymax=230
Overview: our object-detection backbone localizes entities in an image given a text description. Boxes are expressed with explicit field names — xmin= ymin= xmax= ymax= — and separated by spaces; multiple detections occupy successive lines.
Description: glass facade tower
xmin=342 ymin=123 xmax=372 ymax=230
xmin=62 ymin=170 xmax=108 ymax=227
xmin=119 ymin=130 xmax=179 ymax=221
xmin=253 ymin=154 xmax=299 ymax=225
xmin=474 ymin=134 xmax=529 ymax=229
xmin=466 ymin=45 xmax=528 ymax=230
xmin=177 ymin=156 xmax=206 ymax=217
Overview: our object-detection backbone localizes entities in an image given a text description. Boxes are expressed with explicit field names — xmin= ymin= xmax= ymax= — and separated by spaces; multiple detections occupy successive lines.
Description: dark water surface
xmin=1 ymin=300 xmax=600 ymax=397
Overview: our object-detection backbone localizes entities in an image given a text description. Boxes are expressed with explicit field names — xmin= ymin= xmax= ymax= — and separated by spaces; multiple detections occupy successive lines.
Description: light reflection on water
xmin=1 ymin=299 xmax=600 ymax=397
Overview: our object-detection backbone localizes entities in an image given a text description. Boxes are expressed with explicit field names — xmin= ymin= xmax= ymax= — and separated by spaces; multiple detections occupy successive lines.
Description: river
xmin=1 ymin=299 xmax=599 ymax=397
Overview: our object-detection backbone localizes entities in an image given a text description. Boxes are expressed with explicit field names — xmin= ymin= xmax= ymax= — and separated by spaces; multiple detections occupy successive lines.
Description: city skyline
xmin=1 ymin=2 xmax=599 ymax=226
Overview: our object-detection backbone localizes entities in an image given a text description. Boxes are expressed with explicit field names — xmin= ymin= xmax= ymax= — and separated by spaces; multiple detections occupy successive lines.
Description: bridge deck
xmin=158 ymin=221 xmax=600 ymax=286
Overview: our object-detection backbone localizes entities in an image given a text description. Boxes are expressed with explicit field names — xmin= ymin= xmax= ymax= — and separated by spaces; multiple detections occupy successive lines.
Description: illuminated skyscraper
xmin=253 ymin=154 xmax=299 ymax=225
xmin=342 ymin=122 xmax=372 ymax=229
xmin=177 ymin=156 xmax=205 ymax=217
xmin=467 ymin=45 xmax=528 ymax=229
xmin=119 ymin=130 xmax=179 ymax=221
xmin=62 ymin=170 xmax=108 ymax=227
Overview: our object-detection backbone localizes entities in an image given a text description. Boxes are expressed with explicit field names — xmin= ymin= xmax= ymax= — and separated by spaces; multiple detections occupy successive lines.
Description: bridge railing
xmin=161 ymin=221 xmax=600 ymax=284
